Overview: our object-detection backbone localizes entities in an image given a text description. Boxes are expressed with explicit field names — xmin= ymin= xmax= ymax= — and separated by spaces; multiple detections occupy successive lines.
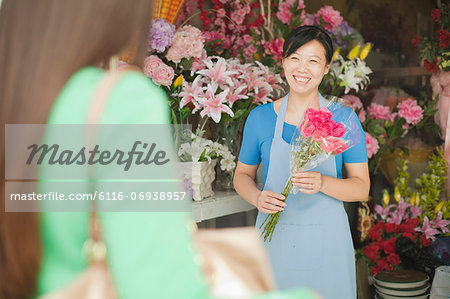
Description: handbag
xmin=193 ymin=226 xmax=276 ymax=298
xmin=39 ymin=69 xmax=124 ymax=299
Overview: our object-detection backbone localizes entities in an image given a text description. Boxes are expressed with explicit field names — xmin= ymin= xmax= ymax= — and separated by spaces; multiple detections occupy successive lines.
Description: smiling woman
xmin=234 ymin=26 xmax=370 ymax=299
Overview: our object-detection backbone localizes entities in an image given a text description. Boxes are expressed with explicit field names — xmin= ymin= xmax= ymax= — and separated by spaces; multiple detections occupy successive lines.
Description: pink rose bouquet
xmin=260 ymin=96 xmax=362 ymax=241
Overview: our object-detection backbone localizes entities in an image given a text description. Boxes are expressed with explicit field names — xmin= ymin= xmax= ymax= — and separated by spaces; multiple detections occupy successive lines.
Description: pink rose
xmin=300 ymin=121 xmax=316 ymax=138
xmin=331 ymin=121 xmax=346 ymax=138
xmin=366 ymin=133 xmax=379 ymax=159
xmin=320 ymin=137 xmax=348 ymax=154
xmin=398 ymin=98 xmax=424 ymax=125
xmin=143 ymin=55 xmax=174 ymax=86
xmin=315 ymin=5 xmax=343 ymax=32
xmin=311 ymin=120 xmax=333 ymax=141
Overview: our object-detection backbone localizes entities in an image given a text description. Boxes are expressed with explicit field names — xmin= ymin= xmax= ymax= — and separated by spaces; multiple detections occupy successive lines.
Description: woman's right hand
xmin=256 ymin=190 xmax=287 ymax=214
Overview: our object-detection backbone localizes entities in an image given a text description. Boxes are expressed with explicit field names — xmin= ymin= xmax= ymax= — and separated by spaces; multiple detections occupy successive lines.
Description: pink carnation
xmin=398 ymin=98 xmax=423 ymax=125
xmin=342 ymin=94 xmax=366 ymax=122
xmin=276 ymin=0 xmax=306 ymax=25
xmin=367 ymin=103 xmax=391 ymax=121
xmin=315 ymin=5 xmax=343 ymax=32
xmin=366 ymin=133 xmax=379 ymax=159
xmin=143 ymin=55 xmax=174 ymax=86
xmin=166 ymin=25 xmax=205 ymax=63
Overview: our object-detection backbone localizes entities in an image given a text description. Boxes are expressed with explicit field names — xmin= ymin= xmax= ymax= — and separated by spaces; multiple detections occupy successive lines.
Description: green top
xmin=36 ymin=66 xmax=317 ymax=299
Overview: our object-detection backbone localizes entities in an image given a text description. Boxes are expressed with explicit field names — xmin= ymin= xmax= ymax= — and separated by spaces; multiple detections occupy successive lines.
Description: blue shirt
xmin=238 ymin=101 xmax=368 ymax=186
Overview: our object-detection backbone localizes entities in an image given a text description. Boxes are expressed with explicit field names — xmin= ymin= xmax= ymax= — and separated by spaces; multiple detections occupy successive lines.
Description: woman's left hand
xmin=291 ymin=171 xmax=323 ymax=194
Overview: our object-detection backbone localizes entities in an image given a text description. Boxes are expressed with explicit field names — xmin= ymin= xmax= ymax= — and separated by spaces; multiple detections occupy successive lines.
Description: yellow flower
xmin=410 ymin=192 xmax=417 ymax=205
xmin=359 ymin=43 xmax=372 ymax=60
xmin=382 ymin=189 xmax=390 ymax=207
xmin=415 ymin=193 xmax=420 ymax=206
xmin=348 ymin=44 xmax=361 ymax=60
xmin=253 ymin=52 xmax=260 ymax=61
xmin=435 ymin=201 xmax=445 ymax=213
xmin=394 ymin=186 xmax=401 ymax=202
xmin=332 ymin=48 xmax=341 ymax=61
xmin=173 ymin=74 xmax=183 ymax=89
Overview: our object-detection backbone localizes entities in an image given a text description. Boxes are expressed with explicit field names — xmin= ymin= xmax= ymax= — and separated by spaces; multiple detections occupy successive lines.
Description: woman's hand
xmin=256 ymin=190 xmax=286 ymax=214
xmin=291 ymin=171 xmax=323 ymax=194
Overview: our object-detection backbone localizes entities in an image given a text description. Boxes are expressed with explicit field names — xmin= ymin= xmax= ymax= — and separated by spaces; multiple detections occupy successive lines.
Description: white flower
xmin=220 ymin=156 xmax=236 ymax=172
xmin=338 ymin=68 xmax=361 ymax=94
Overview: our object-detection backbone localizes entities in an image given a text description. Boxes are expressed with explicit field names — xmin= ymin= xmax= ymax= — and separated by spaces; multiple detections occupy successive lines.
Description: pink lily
xmin=398 ymin=199 xmax=409 ymax=220
xmin=198 ymin=84 xmax=234 ymax=123
xmin=178 ymin=76 xmax=203 ymax=109
xmin=197 ymin=57 xmax=237 ymax=87
xmin=415 ymin=216 xmax=440 ymax=240
xmin=409 ymin=205 xmax=422 ymax=219
xmin=226 ymin=85 xmax=248 ymax=106
xmin=239 ymin=68 xmax=266 ymax=94
xmin=375 ymin=204 xmax=392 ymax=220
xmin=432 ymin=212 xmax=450 ymax=234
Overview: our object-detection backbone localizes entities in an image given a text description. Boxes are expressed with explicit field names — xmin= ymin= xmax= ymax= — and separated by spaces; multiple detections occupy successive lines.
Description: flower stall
xmin=120 ymin=0 xmax=449 ymax=295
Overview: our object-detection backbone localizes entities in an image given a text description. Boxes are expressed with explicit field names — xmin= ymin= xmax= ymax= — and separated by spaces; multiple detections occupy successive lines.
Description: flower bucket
xmin=179 ymin=159 xmax=217 ymax=201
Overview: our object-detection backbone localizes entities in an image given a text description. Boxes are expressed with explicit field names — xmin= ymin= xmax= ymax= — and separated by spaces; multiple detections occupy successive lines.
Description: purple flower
xmin=331 ymin=21 xmax=354 ymax=48
xmin=149 ymin=18 xmax=176 ymax=53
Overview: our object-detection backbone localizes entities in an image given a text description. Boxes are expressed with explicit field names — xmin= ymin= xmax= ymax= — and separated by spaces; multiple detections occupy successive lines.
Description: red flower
xmin=405 ymin=218 xmax=419 ymax=227
xmin=370 ymin=265 xmax=383 ymax=276
xmin=411 ymin=36 xmax=420 ymax=47
xmin=420 ymin=234 xmax=431 ymax=247
xmin=384 ymin=223 xmax=396 ymax=233
xmin=368 ymin=226 xmax=382 ymax=241
xmin=438 ymin=29 xmax=450 ymax=49
xmin=402 ymin=232 xmax=415 ymax=241
xmin=383 ymin=237 xmax=397 ymax=254
xmin=387 ymin=253 xmax=401 ymax=266
xmin=424 ymin=59 xmax=438 ymax=73
xmin=363 ymin=242 xmax=380 ymax=262
xmin=431 ymin=8 xmax=441 ymax=23
xmin=377 ymin=258 xmax=391 ymax=271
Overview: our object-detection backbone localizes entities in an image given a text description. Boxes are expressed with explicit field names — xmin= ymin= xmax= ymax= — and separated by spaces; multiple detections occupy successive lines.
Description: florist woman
xmin=234 ymin=25 xmax=370 ymax=299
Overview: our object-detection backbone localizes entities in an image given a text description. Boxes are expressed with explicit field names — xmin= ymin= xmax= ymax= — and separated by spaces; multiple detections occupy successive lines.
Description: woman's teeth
xmin=293 ymin=76 xmax=310 ymax=83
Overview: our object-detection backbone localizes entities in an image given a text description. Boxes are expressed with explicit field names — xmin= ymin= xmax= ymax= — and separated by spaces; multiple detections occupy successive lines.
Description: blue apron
xmin=255 ymin=94 xmax=356 ymax=299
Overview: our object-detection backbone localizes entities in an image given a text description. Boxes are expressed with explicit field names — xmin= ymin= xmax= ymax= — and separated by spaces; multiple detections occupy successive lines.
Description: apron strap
xmin=274 ymin=94 xmax=289 ymax=139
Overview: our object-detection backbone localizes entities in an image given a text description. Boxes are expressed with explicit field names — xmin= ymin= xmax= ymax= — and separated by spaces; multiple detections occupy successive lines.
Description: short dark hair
xmin=282 ymin=25 xmax=334 ymax=64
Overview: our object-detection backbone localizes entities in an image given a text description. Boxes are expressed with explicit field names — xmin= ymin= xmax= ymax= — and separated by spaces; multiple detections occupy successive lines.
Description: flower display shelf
xmin=192 ymin=191 xmax=255 ymax=223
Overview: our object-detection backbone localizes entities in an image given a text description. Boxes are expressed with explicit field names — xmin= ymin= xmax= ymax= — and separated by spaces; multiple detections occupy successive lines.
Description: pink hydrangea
xmin=366 ymin=133 xmax=379 ymax=159
xmin=315 ymin=5 xmax=343 ymax=32
xmin=276 ymin=0 xmax=306 ymax=25
xmin=166 ymin=25 xmax=205 ymax=63
xmin=143 ymin=55 xmax=174 ymax=86
xmin=342 ymin=95 xmax=366 ymax=122
xmin=398 ymin=98 xmax=424 ymax=125
xmin=367 ymin=103 xmax=391 ymax=121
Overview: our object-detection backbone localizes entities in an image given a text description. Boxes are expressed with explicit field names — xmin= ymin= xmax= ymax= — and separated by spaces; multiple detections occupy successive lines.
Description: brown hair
xmin=0 ymin=0 xmax=153 ymax=297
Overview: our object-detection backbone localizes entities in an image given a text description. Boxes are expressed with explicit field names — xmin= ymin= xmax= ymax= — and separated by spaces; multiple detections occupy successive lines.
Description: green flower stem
xmin=260 ymin=140 xmax=318 ymax=242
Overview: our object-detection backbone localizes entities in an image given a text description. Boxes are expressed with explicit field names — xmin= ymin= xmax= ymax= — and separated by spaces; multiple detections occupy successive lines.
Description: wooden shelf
xmin=192 ymin=190 xmax=255 ymax=223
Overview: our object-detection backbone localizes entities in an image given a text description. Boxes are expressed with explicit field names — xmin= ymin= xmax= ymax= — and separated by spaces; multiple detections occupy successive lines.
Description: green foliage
xmin=394 ymin=157 xmax=411 ymax=198
xmin=415 ymin=147 xmax=448 ymax=221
